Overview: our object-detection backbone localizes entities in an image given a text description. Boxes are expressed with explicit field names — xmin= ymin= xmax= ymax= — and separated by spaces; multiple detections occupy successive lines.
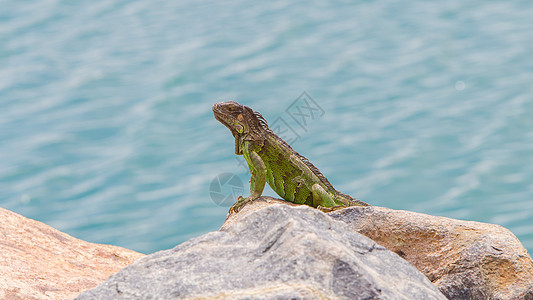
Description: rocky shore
xmin=2 ymin=197 xmax=532 ymax=299
xmin=0 ymin=207 xmax=144 ymax=299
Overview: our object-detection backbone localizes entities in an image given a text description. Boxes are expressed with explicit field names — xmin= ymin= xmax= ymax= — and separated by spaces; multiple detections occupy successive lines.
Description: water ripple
xmin=1 ymin=0 xmax=532 ymax=254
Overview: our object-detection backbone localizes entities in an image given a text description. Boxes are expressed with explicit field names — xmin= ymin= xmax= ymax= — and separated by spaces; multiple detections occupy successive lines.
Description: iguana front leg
xmin=230 ymin=149 xmax=266 ymax=213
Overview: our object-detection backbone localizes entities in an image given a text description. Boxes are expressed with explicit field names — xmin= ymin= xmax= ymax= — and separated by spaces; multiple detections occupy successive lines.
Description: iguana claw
xmin=229 ymin=196 xmax=251 ymax=213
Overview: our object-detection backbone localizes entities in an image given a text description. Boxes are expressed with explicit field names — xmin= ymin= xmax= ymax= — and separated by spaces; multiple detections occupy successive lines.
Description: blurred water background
xmin=1 ymin=0 xmax=532 ymax=254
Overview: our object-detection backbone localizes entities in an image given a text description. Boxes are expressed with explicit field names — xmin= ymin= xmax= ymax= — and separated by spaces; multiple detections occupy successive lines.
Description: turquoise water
xmin=1 ymin=1 xmax=532 ymax=254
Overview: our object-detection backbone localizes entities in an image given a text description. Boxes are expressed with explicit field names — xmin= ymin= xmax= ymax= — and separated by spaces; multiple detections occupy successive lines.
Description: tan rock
xmin=0 ymin=207 xmax=144 ymax=300
xmin=329 ymin=205 xmax=533 ymax=300
xmin=224 ymin=197 xmax=533 ymax=300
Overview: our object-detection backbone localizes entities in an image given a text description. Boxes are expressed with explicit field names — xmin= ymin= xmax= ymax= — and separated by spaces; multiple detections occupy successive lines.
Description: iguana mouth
xmin=213 ymin=102 xmax=238 ymax=137
xmin=213 ymin=110 xmax=226 ymax=125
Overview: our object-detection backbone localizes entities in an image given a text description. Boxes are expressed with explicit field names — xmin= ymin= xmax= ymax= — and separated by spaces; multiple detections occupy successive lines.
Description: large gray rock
xmin=77 ymin=204 xmax=445 ymax=299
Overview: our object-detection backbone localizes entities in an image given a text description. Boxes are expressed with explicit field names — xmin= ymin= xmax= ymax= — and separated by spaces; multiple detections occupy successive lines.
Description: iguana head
xmin=213 ymin=101 xmax=267 ymax=154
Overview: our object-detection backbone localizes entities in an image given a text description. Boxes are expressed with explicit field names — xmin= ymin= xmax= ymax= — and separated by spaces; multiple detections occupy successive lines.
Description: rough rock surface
xmin=225 ymin=197 xmax=533 ymax=299
xmin=0 ymin=207 xmax=144 ymax=300
xmin=77 ymin=204 xmax=446 ymax=299
xmin=329 ymin=206 xmax=533 ymax=300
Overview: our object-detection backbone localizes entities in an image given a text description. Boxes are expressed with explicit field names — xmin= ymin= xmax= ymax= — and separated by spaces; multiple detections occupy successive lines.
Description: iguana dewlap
xmin=213 ymin=101 xmax=369 ymax=213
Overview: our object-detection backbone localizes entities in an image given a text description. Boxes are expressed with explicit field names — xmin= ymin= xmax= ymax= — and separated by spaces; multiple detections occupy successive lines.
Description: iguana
xmin=213 ymin=101 xmax=369 ymax=213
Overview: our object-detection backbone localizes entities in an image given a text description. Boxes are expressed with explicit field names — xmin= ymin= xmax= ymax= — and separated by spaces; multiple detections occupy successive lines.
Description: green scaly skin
xmin=213 ymin=101 xmax=369 ymax=213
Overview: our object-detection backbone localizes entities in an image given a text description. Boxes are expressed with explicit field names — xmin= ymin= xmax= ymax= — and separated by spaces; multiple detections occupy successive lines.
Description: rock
xmin=220 ymin=196 xmax=300 ymax=230
xmin=224 ymin=197 xmax=533 ymax=299
xmin=329 ymin=205 xmax=533 ymax=300
xmin=77 ymin=203 xmax=446 ymax=299
xmin=0 ymin=207 xmax=144 ymax=300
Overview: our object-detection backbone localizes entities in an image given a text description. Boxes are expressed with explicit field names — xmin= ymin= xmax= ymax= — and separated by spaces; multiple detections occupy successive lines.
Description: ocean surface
xmin=1 ymin=0 xmax=532 ymax=254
